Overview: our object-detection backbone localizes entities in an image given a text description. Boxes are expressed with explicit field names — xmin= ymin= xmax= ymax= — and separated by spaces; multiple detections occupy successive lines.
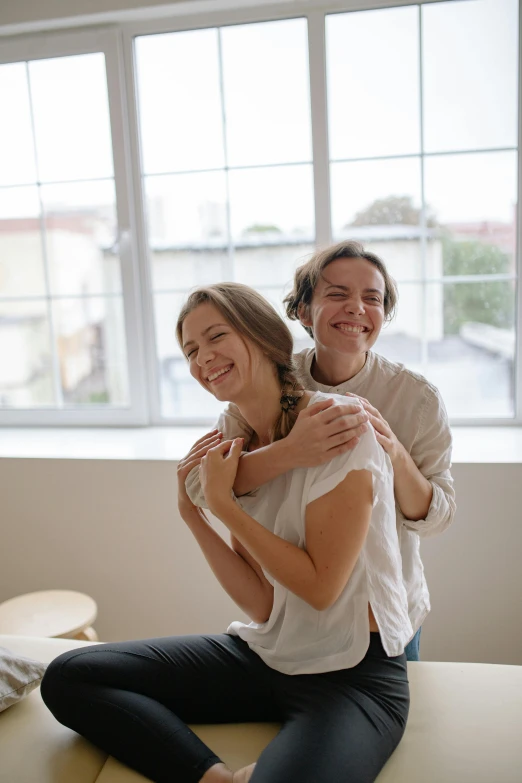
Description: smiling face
xmin=300 ymin=257 xmax=386 ymax=357
xmin=181 ymin=301 xmax=265 ymax=402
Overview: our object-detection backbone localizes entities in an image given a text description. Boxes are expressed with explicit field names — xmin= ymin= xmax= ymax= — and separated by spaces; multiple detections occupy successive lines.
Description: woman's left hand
xmin=345 ymin=392 xmax=405 ymax=465
xmin=200 ymin=438 xmax=244 ymax=512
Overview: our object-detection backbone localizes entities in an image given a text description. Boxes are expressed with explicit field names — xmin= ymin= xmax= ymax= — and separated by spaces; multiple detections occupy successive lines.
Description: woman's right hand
xmin=177 ymin=430 xmax=223 ymax=521
xmin=283 ymin=398 xmax=368 ymax=468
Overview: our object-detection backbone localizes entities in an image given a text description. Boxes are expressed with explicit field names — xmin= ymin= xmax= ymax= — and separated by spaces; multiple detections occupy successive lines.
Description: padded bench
xmin=0 ymin=634 xmax=521 ymax=783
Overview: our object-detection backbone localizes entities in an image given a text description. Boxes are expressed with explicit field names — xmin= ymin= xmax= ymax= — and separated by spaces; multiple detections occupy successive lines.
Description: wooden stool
xmin=0 ymin=590 xmax=98 ymax=641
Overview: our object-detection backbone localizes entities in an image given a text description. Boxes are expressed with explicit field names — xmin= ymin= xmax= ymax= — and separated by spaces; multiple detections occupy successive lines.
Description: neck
xmin=311 ymin=345 xmax=368 ymax=387
xmin=233 ymin=374 xmax=283 ymax=448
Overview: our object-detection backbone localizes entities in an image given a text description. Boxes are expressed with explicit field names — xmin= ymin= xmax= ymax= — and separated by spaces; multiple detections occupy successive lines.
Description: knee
xmin=40 ymin=648 xmax=91 ymax=714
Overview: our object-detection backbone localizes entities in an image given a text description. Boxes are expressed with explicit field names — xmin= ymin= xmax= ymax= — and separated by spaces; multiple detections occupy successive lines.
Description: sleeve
xmin=185 ymin=403 xmax=254 ymax=508
xmin=307 ymin=425 xmax=390 ymax=505
xmin=400 ymin=385 xmax=456 ymax=538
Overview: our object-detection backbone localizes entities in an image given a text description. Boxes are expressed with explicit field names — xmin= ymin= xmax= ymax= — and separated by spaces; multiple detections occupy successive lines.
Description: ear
xmin=297 ymin=302 xmax=312 ymax=328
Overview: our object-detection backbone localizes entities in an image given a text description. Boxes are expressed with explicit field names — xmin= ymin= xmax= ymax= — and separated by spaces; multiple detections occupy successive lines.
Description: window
xmin=0 ymin=1 xmax=519 ymax=425
xmin=135 ymin=19 xmax=314 ymax=420
xmin=327 ymin=0 xmax=518 ymax=419
xmin=0 ymin=30 xmax=146 ymax=425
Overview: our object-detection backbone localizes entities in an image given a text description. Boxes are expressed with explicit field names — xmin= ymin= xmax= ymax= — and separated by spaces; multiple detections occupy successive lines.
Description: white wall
xmin=0 ymin=0 xmax=190 ymax=28
xmin=1 ymin=457 xmax=521 ymax=665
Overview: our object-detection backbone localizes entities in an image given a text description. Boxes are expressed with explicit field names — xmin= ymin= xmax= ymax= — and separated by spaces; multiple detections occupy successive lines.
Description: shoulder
xmin=306 ymin=426 xmax=390 ymax=506
xmin=216 ymin=403 xmax=253 ymax=439
xmin=371 ymin=352 xmax=445 ymax=411
xmin=293 ymin=348 xmax=314 ymax=376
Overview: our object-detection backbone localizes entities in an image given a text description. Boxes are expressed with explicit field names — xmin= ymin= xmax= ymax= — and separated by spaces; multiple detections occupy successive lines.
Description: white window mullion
xmin=103 ymin=27 xmax=149 ymax=425
xmin=307 ymin=10 xmax=332 ymax=248
xmin=120 ymin=27 xmax=163 ymax=425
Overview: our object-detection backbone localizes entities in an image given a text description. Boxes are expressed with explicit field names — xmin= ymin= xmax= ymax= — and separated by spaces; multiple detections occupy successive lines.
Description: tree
xmin=243 ymin=224 xmax=282 ymax=235
xmin=442 ymin=237 xmax=514 ymax=335
xmin=347 ymin=195 xmax=438 ymax=228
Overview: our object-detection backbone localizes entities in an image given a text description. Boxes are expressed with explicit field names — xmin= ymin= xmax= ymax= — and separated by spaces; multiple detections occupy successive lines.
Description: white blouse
xmin=187 ymin=349 xmax=455 ymax=637
xmin=226 ymin=391 xmax=413 ymax=675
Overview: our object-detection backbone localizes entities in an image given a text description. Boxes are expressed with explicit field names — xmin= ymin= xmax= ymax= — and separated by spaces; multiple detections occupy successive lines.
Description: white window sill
xmin=1 ymin=426 xmax=522 ymax=464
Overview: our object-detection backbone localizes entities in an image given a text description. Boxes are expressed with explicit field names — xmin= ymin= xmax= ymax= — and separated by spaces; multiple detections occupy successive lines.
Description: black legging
xmin=40 ymin=632 xmax=409 ymax=783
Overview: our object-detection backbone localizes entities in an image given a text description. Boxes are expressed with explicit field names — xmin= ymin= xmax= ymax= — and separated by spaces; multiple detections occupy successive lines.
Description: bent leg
xmin=41 ymin=635 xmax=278 ymax=783
xmin=251 ymin=636 xmax=410 ymax=783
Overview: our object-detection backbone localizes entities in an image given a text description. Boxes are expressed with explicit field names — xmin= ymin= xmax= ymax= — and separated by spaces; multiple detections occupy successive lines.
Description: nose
xmin=196 ymin=344 xmax=217 ymax=367
xmin=343 ymin=295 xmax=365 ymax=315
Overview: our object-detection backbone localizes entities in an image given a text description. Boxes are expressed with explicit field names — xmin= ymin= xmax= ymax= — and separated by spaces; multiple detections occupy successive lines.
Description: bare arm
xmin=204 ymin=441 xmax=373 ymax=612
xmin=177 ymin=436 xmax=274 ymax=623
xmin=186 ymin=399 xmax=369 ymax=505
xmin=182 ymin=506 xmax=274 ymax=623
xmin=348 ymin=389 xmax=455 ymax=532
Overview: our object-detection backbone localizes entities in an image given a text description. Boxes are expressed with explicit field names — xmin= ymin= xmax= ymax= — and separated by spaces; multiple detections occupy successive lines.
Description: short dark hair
xmin=283 ymin=240 xmax=398 ymax=338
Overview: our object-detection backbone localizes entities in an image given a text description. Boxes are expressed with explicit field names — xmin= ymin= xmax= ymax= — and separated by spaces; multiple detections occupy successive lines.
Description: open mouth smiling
xmin=206 ymin=364 xmax=234 ymax=383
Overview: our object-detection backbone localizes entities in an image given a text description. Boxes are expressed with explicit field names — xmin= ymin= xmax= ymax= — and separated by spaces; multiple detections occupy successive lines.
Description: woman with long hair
xmin=184 ymin=241 xmax=455 ymax=662
xmin=41 ymin=280 xmax=411 ymax=783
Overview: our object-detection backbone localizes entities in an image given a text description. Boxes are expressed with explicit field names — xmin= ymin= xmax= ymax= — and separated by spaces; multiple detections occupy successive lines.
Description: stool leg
xmin=74 ymin=626 xmax=99 ymax=642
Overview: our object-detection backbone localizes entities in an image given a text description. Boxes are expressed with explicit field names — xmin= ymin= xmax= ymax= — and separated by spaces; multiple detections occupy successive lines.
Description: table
xmin=0 ymin=590 xmax=98 ymax=640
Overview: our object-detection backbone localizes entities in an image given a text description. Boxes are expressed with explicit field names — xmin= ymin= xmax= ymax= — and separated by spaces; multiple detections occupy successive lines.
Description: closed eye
xmin=210 ymin=332 xmax=226 ymax=340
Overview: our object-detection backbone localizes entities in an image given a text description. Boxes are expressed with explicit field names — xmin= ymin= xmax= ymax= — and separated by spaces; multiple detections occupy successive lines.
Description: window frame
xmin=0 ymin=27 xmax=149 ymax=425
xmin=0 ymin=0 xmax=519 ymax=426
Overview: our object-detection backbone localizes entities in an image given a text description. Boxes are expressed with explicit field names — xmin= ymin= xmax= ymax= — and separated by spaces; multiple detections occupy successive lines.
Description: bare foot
xmin=233 ymin=763 xmax=256 ymax=783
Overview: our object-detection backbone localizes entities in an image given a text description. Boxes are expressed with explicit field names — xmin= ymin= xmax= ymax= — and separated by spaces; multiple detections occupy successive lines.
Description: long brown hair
xmin=284 ymin=240 xmax=398 ymax=338
xmin=176 ymin=282 xmax=304 ymax=442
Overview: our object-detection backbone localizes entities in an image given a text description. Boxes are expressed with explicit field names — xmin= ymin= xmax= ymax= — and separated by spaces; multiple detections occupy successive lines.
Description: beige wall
xmin=1 ymin=457 xmax=521 ymax=665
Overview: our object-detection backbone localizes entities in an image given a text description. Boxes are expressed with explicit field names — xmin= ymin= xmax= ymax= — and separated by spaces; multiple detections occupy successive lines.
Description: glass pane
xmin=327 ymin=6 xmax=420 ymax=160
xmin=0 ymin=186 xmax=46 ymax=297
xmin=330 ymin=157 xmax=424 ymax=280
xmin=375 ymin=282 xmax=424 ymax=365
xmin=40 ymin=180 xmax=121 ymax=296
xmin=53 ymin=296 xmax=129 ymax=406
xmin=229 ymin=165 xmax=314 ymax=243
xmin=145 ymin=171 xmax=229 ymax=290
xmin=425 ymin=280 xmax=515 ymax=418
xmin=423 ymin=0 xmax=518 ymax=153
xmin=424 ymin=151 xmax=517 ymax=271
xmin=154 ymin=292 xmax=225 ymax=419
xmin=135 ymin=29 xmax=224 ymax=174
xmin=0 ymin=63 xmax=37 ymax=186
xmin=29 ymin=53 xmax=114 ymax=182
xmin=256 ymin=285 xmax=314 ymax=356
xmin=0 ymin=300 xmax=54 ymax=407
xmin=235 ymin=242 xmax=313 ymax=290
xmin=222 ymin=19 xmax=312 ymax=166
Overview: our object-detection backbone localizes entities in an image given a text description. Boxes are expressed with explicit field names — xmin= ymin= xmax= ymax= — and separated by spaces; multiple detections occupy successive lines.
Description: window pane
xmin=29 ymin=53 xmax=114 ymax=182
xmin=222 ymin=19 xmax=312 ymax=166
xmin=153 ymin=292 xmax=225 ymax=420
xmin=0 ymin=63 xmax=37 ymax=186
xmin=135 ymin=29 xmax=224 ymax=174
xmin=0 ymin=186 xmax=46 ymax=297
xmin=424 ymin=151 xmax=517 ymax=271
xmin=41 ymin=180 xmax=122 ymax=296
xmin=376 ymin=282 xmax=424 ymax=365
xmin=0 ymin=300 xmax=54 ymax=407
xmin=423 ymin=0 xmax=518 ymax=153
xmin=53 ymin=296 xmax=129 ymax=406
xmin=327 ymin=6 xmax=420 ymax=160
xmin=425 ymin=280 xmax=515 ymax=418
xmin=229 ymin=165 xmax=314 ymax=243
xmin=330 ymin=157 xmax=424 ymax=280
xmin=235 ymin=242 xmax=313 ymax=290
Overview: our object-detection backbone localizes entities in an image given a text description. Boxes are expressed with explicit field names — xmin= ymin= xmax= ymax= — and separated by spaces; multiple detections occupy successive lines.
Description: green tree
xmin=243 ymin=224 xmax=282 ymax=235
xmin=442 ymin=236 xmax=514 ymax=335
xmin=347 ymin=195 xmax=437 ymax=228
